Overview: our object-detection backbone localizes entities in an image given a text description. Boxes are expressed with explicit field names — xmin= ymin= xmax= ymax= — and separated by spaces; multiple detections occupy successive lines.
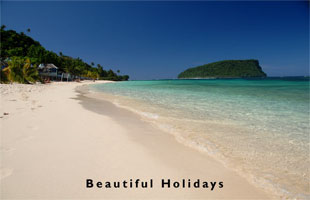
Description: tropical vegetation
xmin=178 ymin=60 xmax=267 ymax=79
xmin=0 ymin=25 xmax=129 ymax=83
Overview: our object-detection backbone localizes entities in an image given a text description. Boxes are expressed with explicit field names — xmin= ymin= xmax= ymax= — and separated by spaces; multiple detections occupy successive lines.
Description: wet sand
xmin=0 ymin=81 xmax=270 ymax=199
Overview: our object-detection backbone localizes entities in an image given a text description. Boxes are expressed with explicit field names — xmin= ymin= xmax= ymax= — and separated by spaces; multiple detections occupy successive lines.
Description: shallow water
xmin=90 ymin=78 xmax=310 ymax=199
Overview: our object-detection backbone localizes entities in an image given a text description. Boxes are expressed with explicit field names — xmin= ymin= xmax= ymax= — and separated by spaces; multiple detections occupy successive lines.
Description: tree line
xmin=0 ymin=25 xmax=129 ymax=83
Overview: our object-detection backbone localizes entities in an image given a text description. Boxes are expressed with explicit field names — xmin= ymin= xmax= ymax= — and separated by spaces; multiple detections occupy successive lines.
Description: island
xmin=178 ymin=60 xmax=267 ymax=79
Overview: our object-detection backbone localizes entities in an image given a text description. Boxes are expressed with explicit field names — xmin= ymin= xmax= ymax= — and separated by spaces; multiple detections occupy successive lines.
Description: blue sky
xmin=1 ymin=1 xmax=309 ymax=80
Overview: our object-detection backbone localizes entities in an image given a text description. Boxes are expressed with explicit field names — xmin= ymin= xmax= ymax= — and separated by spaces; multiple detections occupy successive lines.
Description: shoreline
xmin=88 ymin=80 xmax=310 ymax=199
xmin=1 ymin=81 xmax=270 ymax=199
xmin=77 ymin=83 xmax=271 ymax=199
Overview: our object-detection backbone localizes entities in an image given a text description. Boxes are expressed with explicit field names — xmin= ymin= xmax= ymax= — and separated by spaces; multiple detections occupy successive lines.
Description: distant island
xmin=178 ymin=60 xmax=267 ymax=79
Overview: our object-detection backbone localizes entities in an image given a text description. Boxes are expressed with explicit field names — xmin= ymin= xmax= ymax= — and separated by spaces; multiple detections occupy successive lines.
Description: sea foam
xmin=90 ymin=78 xmax=310 ymax=199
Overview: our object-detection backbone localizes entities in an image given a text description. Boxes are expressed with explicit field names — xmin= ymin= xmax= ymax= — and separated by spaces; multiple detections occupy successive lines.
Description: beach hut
xmin=38 ymin=64 xmax=75 ymax=82
xmin=38 ymin=64 xmax=59 ymax=81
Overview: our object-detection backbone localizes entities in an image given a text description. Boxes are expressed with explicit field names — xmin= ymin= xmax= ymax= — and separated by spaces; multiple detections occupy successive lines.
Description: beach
xmin=0 ymin=81 xmax=271 ymax=199
xmin=90 ymin=79 xmax=310 ymax=199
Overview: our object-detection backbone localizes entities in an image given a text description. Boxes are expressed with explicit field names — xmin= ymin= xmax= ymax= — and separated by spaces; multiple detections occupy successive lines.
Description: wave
xmin=89 ymin=82 xmax=310 ymax=199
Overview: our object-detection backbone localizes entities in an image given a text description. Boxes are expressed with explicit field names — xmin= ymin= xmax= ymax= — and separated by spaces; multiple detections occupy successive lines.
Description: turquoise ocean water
xmin=90 ymin=78 xmax=309 ymax=198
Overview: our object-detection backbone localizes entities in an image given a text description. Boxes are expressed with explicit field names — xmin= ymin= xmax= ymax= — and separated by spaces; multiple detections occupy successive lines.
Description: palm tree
xmin=59 ymin=52 xmax=63 ymax=56
xmin=3 ymin=57 xmax=24 ymax=83
xmin=22 ymin=58 xmax=39 ymax=83
xmin=3 ymin=58 xmax=39 ymax=84
xmin=27 ymin=28 xmax=31 ymax=33
xmin=117 ymin=70 xmax=120 ymax=74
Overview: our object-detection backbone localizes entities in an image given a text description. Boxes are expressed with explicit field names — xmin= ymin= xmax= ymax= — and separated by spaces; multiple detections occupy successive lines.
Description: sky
xmin=1 ymin=1 xmax=309 ymax=80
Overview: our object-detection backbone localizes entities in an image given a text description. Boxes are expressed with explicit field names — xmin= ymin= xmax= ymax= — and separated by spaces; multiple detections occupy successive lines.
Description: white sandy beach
xmin=0 ymin=81 xmax=271 ymax=199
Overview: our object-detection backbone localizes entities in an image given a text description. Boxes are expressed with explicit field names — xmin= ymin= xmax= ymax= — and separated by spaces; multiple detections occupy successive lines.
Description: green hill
xmin=178 ymin=60 xmax=267 ymax=79
xmin=0 ymin=25 xmax=129 ymax=82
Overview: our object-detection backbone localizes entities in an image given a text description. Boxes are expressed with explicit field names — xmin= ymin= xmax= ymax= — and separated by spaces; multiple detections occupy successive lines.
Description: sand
xmin=0 ymin=81 xmax=271 ymax=199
